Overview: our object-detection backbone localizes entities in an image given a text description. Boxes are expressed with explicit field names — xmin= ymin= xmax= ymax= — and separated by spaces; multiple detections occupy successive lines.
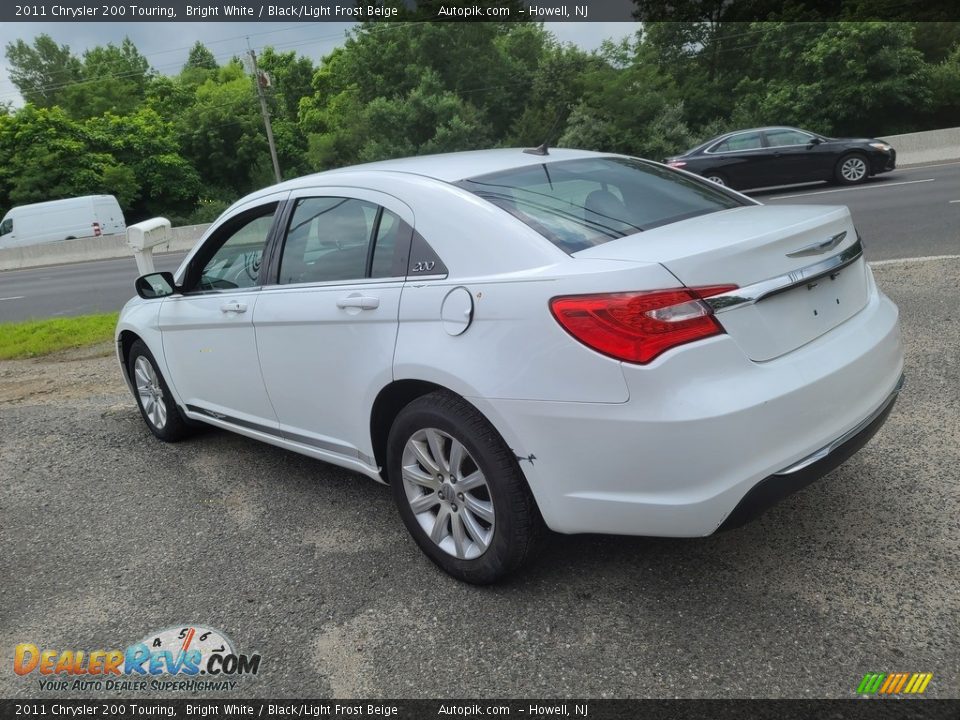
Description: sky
xmin=0 ymin=21 xmax=640 ymax=107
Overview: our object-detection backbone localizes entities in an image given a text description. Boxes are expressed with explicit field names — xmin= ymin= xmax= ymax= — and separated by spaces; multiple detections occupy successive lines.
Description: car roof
xmin=238 ymin=148 xmax=620 ymax=204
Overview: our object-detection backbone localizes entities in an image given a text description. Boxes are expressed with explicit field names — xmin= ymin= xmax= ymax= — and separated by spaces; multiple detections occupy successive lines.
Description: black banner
xmin=3 ymin=0 xmax=960 ymax=23
xmin=2 ymin=700 xmax=960 ymax=720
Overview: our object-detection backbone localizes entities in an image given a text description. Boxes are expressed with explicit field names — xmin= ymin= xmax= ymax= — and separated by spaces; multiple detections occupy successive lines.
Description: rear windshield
xmin=456 ymin=157 xmax=746 ymax=253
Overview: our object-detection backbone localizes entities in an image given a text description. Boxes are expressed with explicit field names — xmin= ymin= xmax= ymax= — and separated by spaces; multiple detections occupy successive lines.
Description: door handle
xmin=220 ymin=301 xmax=247 ymax=314
xmin=337 ymin=295 xmax=380 ymax=310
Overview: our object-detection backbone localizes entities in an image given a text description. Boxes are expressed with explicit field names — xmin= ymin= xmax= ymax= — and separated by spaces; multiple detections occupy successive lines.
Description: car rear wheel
xmin=704 ymin=172 xmax=730 ymax=188
xmin=835 ymin=153 xmax=869 ymax=185
xmin=128 ymin=339 xmax=189 ymax=442
xmin=387 ymin=391 xmax=544 ymax=584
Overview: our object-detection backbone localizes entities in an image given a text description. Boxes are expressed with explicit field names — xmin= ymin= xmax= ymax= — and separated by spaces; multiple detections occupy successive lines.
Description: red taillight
xmin=550 ymin=286 xmax=737 ymax=364
xmin=92 ymin=222 xmax=102 ymax=237
xmin=667 ymin=160 xmax=687 ymax=168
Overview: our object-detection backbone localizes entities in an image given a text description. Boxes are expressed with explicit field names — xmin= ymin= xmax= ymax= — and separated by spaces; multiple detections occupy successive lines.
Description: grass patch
xmin=0 ymin=312 xmax=119 ymax=360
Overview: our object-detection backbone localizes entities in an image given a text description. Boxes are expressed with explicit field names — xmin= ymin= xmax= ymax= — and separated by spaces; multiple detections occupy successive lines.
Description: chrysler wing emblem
xmin=786 ymin=231 xmax=847 ymax=258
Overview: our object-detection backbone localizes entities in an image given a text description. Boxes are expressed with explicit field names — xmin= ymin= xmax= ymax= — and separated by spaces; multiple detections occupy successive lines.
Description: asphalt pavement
xmin=759 ymin=160 xmax=960 ymax=261
xmin=0 ymin=259 xmax=957 ymax=699
xmin=0 ymin=160 xmax=958 ymax=323
xmin=0 ymin=252 xmax=186 ymax=323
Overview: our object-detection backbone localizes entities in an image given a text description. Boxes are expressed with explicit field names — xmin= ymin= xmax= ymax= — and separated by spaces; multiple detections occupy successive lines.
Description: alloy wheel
xmin=706 ymin=174 xmax=726 ymax=186
xmin=134 ymin=355 xmax=167 ymax=430
xmin=841 ymin=157 xmax=867 ymax=182
xmin=401 ymin=428 xmax=495 ymax=560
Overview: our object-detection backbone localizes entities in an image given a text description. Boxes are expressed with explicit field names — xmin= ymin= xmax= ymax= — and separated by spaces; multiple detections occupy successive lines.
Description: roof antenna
xmin=524 ymin=104 xmax=569 ymax=156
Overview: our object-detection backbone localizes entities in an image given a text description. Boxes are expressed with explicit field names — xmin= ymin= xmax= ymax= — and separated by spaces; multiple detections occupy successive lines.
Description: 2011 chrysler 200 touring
xmin=117 ymin=148 xmax=904 ymax=583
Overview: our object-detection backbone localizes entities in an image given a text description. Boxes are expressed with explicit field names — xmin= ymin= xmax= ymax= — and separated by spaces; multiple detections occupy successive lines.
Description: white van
xmin=0 ymin=195 xmax=126 ymax=249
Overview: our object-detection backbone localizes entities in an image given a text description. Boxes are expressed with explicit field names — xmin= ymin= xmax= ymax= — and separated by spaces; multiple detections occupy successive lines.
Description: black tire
xmin=834 ymin=152 xmax=870 ymax=185
xmin=127 ymin=339 xmax=190 ymax=442
xmin=387 ymin=391 xmax=545 ymax=584
xmin=703 ymin=171 xmax=732 ymax=189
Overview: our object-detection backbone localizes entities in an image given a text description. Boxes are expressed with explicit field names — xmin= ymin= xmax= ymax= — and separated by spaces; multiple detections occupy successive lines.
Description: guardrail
xmin=879 ymin=126 xmax=960 ymax=166
xmin=0 ymin=223 xmax=210 ymax=272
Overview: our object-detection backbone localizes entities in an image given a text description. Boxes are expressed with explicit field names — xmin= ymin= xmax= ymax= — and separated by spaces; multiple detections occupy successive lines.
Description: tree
xmin=0 ymin=106 xmax=134 ymax=209
xmin=58 ymin=39 xmax=153 ymax=119
xmin=177 ymin=60 xmax=269 ymax=197
xmin=5 ymin=34 xmax=82 ymax=108
xmin=256 ymin=47 xmax=314 ymax=123
xmin=85 ymin=109 xmax=201 ymax=219
xmin=185 ymin=41 xmax=218 ymax=71
xmin=300 ymin=22 xmax=552 ymax=168
xmin=726 ymin=23 xmax=931 ymax=136
xmin=558 ymin=37 xmax=694 ymax=160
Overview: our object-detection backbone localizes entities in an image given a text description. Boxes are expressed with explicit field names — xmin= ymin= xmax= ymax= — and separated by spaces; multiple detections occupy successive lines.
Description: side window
xmin=711 ymin=132 xmax=763 ymax=153
xmin=195 ymin=209 xmax=276 ymax=292
xmin=765 ymin=129 xmax=813 ymax=147
xmin=0 ymin=218 xmax=11 ymax=235
xmin=279 ymin=197 xmax=378 ymax=285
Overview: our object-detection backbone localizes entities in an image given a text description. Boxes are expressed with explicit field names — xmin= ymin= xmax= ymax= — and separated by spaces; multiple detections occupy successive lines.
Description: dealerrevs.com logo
xmin=14 ymin=625 xmax=261 ymax=692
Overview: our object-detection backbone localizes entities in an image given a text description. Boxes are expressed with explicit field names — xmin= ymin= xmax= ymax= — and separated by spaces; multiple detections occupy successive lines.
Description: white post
xmin=126 ymin=218 xmax=172 ymax=276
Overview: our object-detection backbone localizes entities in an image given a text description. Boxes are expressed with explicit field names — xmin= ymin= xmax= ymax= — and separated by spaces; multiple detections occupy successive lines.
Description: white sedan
xmin=116 ymin=148 xmax=904 ymax=583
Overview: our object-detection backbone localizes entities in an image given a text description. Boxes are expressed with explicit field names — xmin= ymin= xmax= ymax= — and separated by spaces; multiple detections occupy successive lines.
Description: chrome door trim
xmin=185 ymin=404 xmax=376 ymax=466
xmin=703 ymin=237 xmax=863 ymax=314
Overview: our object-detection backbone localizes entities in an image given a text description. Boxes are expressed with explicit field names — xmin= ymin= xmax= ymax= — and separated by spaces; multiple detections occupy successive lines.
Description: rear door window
xmin=456 ymin=157 xmax=746 ymax=254
xmin=710 ymin=132 xmax=764 ymax=153
xmin=278 ymin=197 xmax=410 ymax=284
xmin=765 ymin=129 xmax=815 ymax=147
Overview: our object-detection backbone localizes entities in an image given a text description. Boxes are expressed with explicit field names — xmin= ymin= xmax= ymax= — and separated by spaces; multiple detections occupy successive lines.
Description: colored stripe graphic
xmin=857 ymin=673 xmax=886 ymax=693
xmin=858 ymin=672 xmax=932 ymax=694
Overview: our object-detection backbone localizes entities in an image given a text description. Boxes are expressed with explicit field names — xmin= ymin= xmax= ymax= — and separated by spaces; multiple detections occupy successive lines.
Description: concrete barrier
xmin=0 ymin=223 xmax=210 ymax=272
xmin=879 ymin=126 xmax=960 ymax=167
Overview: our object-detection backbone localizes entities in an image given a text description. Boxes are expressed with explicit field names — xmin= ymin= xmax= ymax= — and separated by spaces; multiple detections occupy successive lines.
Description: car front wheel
xmin=387 ymin=391 xmax=544 ymax=584
xmin=836 ymin=153 xmax=869 ymax=184
xmin=128 ymin=339 xmax=189 ymax=442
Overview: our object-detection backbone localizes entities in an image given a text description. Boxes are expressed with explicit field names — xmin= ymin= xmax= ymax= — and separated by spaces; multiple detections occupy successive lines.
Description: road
xmin=759 ymin=160 xmax=960 ymax=261
xmin=0 ymin=252 xmax=186 ymax=323
xmin=0 ymin=161 xmax=957 ymax=323
xmin=1 ymin=258 xmax=957 ymax=699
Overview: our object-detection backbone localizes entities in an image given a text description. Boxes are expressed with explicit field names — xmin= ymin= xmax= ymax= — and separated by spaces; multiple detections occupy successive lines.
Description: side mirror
xmin=807 ymin=137 xmax=823 ymax=148
xmin=135 ymin=271 xmax=178 ymax=299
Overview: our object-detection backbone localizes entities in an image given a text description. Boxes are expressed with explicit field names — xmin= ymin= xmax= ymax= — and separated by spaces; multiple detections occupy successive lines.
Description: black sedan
xmin=664 ymin=126 xmax=896 ymax=190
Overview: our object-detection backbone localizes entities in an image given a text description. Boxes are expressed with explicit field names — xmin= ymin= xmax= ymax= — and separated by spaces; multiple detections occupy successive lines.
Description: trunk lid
xmin=574 ymin=204 xmax=870 ymax=361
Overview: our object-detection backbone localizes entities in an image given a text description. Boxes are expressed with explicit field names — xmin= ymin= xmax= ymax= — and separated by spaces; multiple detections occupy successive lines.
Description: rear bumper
xmin=717 ymin=373 xmax=903 ymax=531
xmin=470 ymin=287 xmax=903 ymax=537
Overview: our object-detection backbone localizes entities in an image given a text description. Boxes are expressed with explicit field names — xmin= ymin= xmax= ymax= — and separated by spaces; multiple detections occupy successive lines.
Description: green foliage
xmin=187 ymin=198 xmax=231 ymax=224
xmin=61 ymin=38 xmax=152 ymax=119
xmin=5 ymin=34 xmax=82 ymax=108
xmin=2 ymin=22 xmax=960 ymax=225
xmin=185 ymin=41 xmax=218 ymax=71
xmin=723 ymin=23 xmax=931 ymax=136
xmin=0 ymin=312 xmax=119 ymax=360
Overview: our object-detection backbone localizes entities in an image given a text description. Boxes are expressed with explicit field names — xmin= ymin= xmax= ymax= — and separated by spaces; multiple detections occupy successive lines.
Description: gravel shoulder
xmin=1 ymin=260 xmax=957 ymax=699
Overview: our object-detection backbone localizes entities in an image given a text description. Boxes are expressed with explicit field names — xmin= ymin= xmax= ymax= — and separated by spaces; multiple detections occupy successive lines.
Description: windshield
xmin=457 ymin=157 xmax=746 ymax=254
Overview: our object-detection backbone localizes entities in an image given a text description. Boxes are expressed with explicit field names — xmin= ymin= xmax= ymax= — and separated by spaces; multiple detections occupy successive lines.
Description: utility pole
xmin=248 ymin=44 xmax=282 ymax=184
